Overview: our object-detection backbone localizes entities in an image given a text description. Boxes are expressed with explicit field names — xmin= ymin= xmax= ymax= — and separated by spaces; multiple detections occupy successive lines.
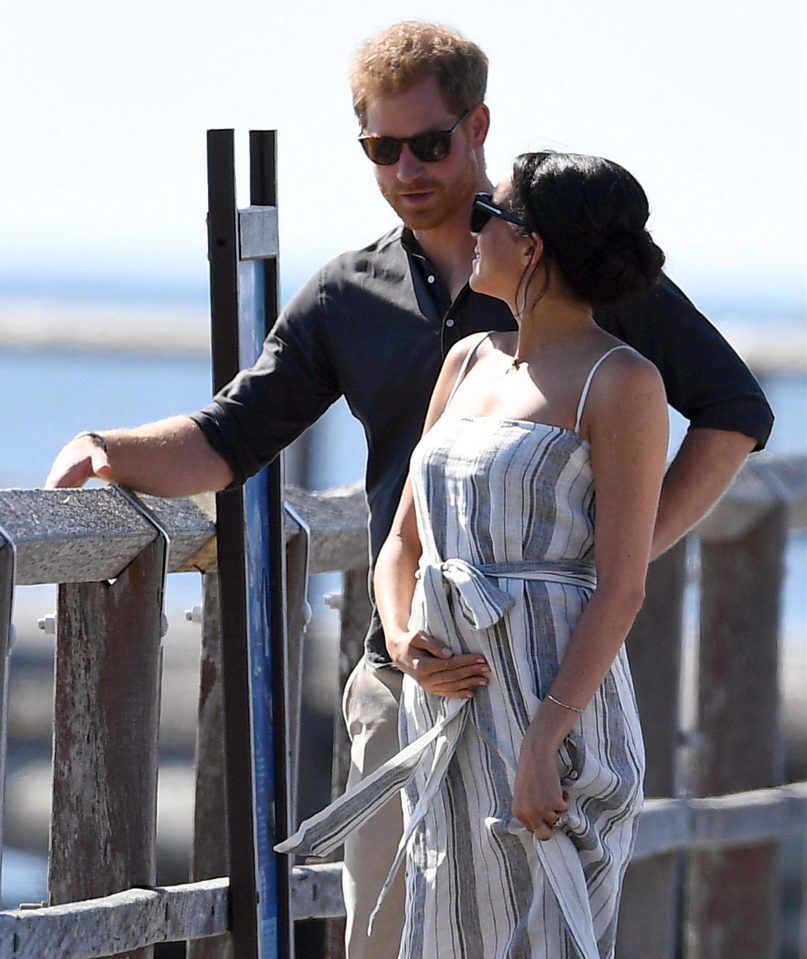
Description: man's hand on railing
xmin=43 ymin=416 xmax=234 ymax=496
xmin=386 ymin=629 xmax=490 ymax=698
xmin=45 ymin=432 xmax=113 ymax=488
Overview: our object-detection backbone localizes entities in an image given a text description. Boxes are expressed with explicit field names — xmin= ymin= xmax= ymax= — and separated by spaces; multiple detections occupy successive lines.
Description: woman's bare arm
xmin=513 ymin=350 xmax=668 ymax=834
xmin=374 ymin=334 xmax=493 ymax=696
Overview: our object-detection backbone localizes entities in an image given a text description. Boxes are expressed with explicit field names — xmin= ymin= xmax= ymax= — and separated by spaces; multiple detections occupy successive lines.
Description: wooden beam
xmin=0 ymin=779 xmax=804 ymax=956
xmin=616 ymin=540 xmax=686 ymax=959
xmin=1 ymin=454 xmax=802 ymax=585
xmin=49 ymin=533 xmax=167 ymax=956
xmin=632 ymin=783 xmax=807 ymax=860
xmin=187 ymin=572 xmax=232 ymax=959
xmin=697 ymin=453 xmax=807 ymax=542
xmin=686 ymin=497 xmax=787 ymax=959
xmin=0 ymin=878 xmax=229 ymax=959
xmin=0 ymin=525 xmax=14 ymax=871
xmin=284 ymin=483 xmax=369 ymax=574
xmin=0 ymin=488 xmax=215 ymax=584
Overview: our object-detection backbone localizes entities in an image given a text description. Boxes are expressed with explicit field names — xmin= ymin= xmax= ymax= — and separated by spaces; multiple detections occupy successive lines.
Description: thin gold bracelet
xmin=546 ymin=693 xmax=584 ymax=715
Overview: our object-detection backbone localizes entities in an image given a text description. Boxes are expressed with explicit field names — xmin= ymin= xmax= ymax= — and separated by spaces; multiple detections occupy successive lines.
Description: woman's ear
xmin=524 ymin=233 xmax=544 ymax=265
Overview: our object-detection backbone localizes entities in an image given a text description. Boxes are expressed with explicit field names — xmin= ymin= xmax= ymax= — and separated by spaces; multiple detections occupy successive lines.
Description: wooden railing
xmin=0 ymin=453 xmax=805 ymax=958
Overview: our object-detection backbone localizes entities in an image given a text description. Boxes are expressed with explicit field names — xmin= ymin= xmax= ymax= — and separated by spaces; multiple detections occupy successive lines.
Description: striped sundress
xmin=277 ymin=345 xmax=645 ymax=958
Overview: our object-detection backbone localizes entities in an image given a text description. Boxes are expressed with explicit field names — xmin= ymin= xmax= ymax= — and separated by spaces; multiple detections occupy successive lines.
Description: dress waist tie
xmin=275 ymin=557 xmax=599 ymax=955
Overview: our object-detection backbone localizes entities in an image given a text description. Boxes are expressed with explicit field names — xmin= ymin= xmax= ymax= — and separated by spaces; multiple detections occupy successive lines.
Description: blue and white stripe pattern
xmin=396 ymin=411 xmax=645 ymax=959
xmin=278 ymin=346 xmax=645 ymax=958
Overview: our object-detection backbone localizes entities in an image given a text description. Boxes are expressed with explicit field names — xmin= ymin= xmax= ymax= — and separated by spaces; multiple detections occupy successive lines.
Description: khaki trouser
xmin=341 ymin=657 xmax=406 ymax=959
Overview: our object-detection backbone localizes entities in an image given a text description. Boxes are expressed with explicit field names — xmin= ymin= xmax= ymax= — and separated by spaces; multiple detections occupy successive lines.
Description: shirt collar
xmin=400 ymin=226 xmax=426 ymax=259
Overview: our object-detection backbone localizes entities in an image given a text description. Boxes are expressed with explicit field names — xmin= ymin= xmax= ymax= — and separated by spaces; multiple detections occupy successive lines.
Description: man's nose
xmin=395 ymin=144 xmax=425 ymax=182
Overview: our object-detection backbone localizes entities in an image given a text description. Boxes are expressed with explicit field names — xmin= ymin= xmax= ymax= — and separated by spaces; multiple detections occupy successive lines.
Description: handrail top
xmin=0 ymin=454 xmax=803 ymax=585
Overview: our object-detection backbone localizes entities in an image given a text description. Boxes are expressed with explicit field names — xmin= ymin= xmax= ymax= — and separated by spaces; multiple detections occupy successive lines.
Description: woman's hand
xmin=513 ymin=728 xmax=570 ymax=841
xmin=387 ymin=629 xmax=490 ymax=699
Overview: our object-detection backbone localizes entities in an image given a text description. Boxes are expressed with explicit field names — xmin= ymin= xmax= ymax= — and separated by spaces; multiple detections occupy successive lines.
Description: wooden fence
xmin=0 ymin=452 xmax=805 ymax=958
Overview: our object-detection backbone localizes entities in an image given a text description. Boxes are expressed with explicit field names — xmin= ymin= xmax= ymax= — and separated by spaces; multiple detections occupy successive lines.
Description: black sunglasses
xmin=358 ymin=110 xmax=470 ymax=166
xmin=470 ymin=193 xmax=528 ymax=234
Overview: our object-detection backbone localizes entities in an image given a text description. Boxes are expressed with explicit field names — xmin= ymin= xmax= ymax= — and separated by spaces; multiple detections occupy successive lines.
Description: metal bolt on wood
xmin=186 ymin=605 xmax=204 ymax=624
xmin=323 ymin=591 xmax=344 ymax=611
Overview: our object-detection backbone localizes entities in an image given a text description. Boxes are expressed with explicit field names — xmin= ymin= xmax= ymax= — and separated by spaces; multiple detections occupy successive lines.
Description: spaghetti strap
xmin=574 ymin=345 xmax=633 ymax=433
xmin=445 ymin=332 xmax=494 ymax=407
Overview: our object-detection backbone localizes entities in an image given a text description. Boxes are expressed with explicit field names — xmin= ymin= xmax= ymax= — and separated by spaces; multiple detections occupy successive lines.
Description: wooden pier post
xmin=188 ymin=570 xmax=233 ymax=959
xmin=684 ymin=497 xmax=787 ymax=959
xmin=49 ymin=530 xmax=167 ymax=959
xmin=324 ymin=563 xmax=373 ymax=959
xmin=0 ymin=524 xmax=14 ymax=873
xmin=616 ymin=538 xmax=687 ymax=959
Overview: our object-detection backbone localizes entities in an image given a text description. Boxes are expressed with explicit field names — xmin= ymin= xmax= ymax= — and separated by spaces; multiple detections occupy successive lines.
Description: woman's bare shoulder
xmin=444 ymin=330 xmax=506 ymax=375
xmin=587 ymin=345 xmax=667 ymax=424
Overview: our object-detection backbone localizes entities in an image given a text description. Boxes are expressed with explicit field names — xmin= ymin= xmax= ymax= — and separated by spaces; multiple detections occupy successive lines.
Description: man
xmin=46 ymin=22 xmax=773 ymax=959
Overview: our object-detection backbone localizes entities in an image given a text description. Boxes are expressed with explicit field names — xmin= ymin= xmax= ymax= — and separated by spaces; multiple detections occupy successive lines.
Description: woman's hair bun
xmin=511 ymin=152 xmax=666 ymax=307
xmin=573 ymin=229 xmax=666 ymax=306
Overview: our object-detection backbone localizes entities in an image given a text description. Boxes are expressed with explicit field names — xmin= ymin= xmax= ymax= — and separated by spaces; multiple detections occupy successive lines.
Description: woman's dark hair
xmin=510 ymin=152 xmax=666 ymax=309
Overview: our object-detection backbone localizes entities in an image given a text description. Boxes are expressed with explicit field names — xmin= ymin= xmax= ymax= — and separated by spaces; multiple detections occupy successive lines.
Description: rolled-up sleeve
xmin=599 ymin=276 xmax=774 ymax=451
xmin=190 ymin=269 xmax=342 ymax=484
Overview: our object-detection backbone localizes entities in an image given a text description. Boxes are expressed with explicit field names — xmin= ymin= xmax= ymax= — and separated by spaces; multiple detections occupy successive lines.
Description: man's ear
xmin=468 ymin=103 xmax=490 ymax=148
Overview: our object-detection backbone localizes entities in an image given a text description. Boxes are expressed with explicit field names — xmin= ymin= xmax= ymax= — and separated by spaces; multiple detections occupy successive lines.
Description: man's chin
xmin=392 ymin=203 xmax=451 ymax=233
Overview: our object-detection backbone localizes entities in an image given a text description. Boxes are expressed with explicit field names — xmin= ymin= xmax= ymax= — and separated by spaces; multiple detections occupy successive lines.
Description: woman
xmin=373 ymin=152 xmax=669 ymax=958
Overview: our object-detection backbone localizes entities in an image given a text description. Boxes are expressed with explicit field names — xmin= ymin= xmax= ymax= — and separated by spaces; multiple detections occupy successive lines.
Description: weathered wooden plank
xmin=0 ymin=867 xmax=341 ymax=959
xmin=0 ymin=525 xmax=15 ymax=873
xmin=0 ymin=488 xmax=215 ymax=583
xmin=49 ymin=534 xmax=167 ymax=959
xmin=0 ymin=483 xmax=366 ymax=584
xmin=323 ymin=564 xmax=373 ymax=958
xmin=685 ymin=501 xmax=788 ymax=959
xmin=141 ymin=492 xmax=217 ymax=571
xmin=284 ymin=504 xmax=309 ymax=823
xmin=187 ymin=572 xmax=233 ymax=959
xmin=284 ymin=785 xmax=807 ymax=924
xmin=1 ymin=454 xmax=802 ymax=585
xmin=687 ymin=783 xmax=807 ymax=847
xmin=0 ymin=878 xmax=229 ymax=959
xmin=616 ymin=540 xmax=686 ymax=959
xmin=2 ymin=488 xmax=154 ymax=584
xmin=291 ymin=863 xmax=346 ymax=920
xmin=632 ymin=784 xmax=807 ymax=861
xmin=284 ymin=483 xmax=369 ymax=574
xmin=697 ymin=452 xmax=807 ymax=542
xmin=331 ymin=565 xmax=373 ymax=800
xmin=1 ymin=780 xmax=804 ymax=958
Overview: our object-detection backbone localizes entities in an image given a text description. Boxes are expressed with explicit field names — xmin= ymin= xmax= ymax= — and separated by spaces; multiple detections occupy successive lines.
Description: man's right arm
xmin=45 ymin=267 xmax=342 ymax=495
xmin=45 ymin=415 xmax=235 ymax=495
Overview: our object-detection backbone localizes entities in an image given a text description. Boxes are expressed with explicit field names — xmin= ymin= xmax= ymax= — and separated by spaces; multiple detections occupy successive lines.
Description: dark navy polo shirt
xmin=191 ymin=225 xmax=773 ymax=664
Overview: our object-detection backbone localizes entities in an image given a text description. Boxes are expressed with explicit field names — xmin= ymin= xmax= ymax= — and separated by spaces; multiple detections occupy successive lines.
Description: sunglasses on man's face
xmin=470 ymin=193 xmax=528 ymax=234
xmin=358 ymin=110 xmax=470 ymax=166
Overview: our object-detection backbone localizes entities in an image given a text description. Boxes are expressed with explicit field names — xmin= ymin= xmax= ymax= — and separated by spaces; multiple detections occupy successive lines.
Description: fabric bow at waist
xmin=275 ymin=555 xmax=599 ymax=949
xmin=418 ymin=557 xmax=597 ymax=631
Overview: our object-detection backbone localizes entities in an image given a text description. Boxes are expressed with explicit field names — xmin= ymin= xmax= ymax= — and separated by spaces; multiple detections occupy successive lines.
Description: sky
xmin=1 ymin=0 xmax=805 ymax=317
